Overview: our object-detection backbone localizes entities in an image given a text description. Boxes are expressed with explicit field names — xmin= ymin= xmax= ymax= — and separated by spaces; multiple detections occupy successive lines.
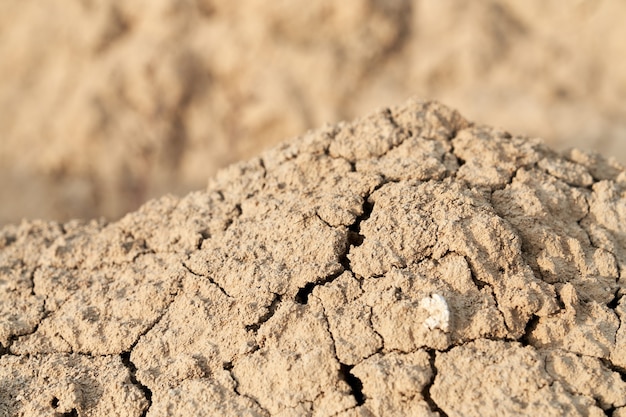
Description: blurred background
xmin=1 ymin=0 xmax=625 ymax=226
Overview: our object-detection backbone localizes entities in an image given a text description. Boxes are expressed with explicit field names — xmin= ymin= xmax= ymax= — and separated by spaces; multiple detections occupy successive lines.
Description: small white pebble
xmin=420 ymin=293 xmax=450 ymax=332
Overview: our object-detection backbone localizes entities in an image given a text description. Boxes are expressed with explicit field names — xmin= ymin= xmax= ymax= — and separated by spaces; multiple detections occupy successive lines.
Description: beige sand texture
xmin=1 ymin=0 xmax=626 ymax=226
xmin=1 ymin=99 xmax=625 ymax=416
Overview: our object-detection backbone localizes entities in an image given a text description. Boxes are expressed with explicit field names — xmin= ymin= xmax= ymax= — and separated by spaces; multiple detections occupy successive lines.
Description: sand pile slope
xmin=1 ymin=100 xmax=626 ymax=416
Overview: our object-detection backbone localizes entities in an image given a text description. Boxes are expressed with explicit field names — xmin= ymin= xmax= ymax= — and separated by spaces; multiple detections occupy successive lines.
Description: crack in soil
xmin=318 ymin=298 xmax=367 ymax=409
xmin=223 ymin=363 xmax=271 ymax=416
xmin=461 ymin=254 xmax=514 ymax=335
xmin=422 ymin=350 xmax=449 ymax=417
xmin=347 ymin=199 xmax=373 ymax=249
xmin=0 ymin=342 xmax=9 ymax=358
xmin=115 ymin=277 xmax=184 ymax=416
xmin=295 ymin=195 xmax=374 ymax=305
xmin=182 ymin=259 xmax=232 ymax=298
xmin=519 ymin=314 xmax=540 ymax=347
xmin=607 ymin=287 xmax=621 ymax=310
xmin=246 ymin=293 xmax=282 ymax=332
xmin=449 ymin=140 xmax=466 ymax=169
xmin=221 ymin=203 xmax=242 ymax=235
xmin=120 ymin=351 xmax=152 ymax=417
xmin=339 ymin=363 xmax=365 ymax=406
xmin=295 ymin=268 xmax=345 ymax=305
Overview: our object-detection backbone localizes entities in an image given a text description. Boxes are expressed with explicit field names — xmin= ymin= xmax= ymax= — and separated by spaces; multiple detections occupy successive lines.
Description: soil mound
xmin=1 ymin=100 xmax=625 ymax=416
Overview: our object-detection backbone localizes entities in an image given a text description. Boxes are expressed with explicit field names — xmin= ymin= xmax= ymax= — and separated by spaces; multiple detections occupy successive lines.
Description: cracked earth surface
xmin=1 ymin=100 xmax=626 ymax=416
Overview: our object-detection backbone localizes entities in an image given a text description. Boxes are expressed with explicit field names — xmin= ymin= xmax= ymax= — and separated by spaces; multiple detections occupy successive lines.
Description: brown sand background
xmin=1 ymin=0 xmax=625 ymax=225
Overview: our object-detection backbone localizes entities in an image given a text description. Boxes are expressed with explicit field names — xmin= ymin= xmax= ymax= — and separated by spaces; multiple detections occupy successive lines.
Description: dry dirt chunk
xmin=0 ymin=225 xmax=16 ymax=250
xmin=261 ymin=151 xmax=382 ymax=227
xmin=328 ymin=100 xmax=468 ymax=166
xmin=346 ymin=350 xmax=437 ymax=417
xmin=259 ymin=126 xmax=335 ymax=173
xmin=11 ymin=254 xmax=186 ymax=355
xmin=543 ymin=349 xmax=626 ymax=410
xmin=431 ymin=339 xmax=605 ymax=417
xmin=566 ymin=148 xmax=625 ymax=182
xmin=232 ymin=299 xmax=356 ymax=416
xmin=328 ymin=108 xmax=407 ymax=163
xmin=389 ymin=99 xmax=470 ymax=144
xmin=613 ymin=298 xmax=626 ymax=369
xmin=186 ymin=193 xmax=347 ymax=305
xmin=0 ymin=221 xmax=91 ymax=347
xmin=113 ymin=191 xmax=241 ymax=254
xmin=538 ymin=156 xmax=594 ymax=187
xmin=361 ymin=255 xmax=510 ymax=353
xmin=31 ymin=266 xmax=83 ymax=312
xmin=40 ymin=192 xmax=239 ymax=269
xmin=355 ymin=136 xmax=452 ymax=182
xmin=0 ymin=220 xmax=66 ymax=266
xmin=312 ymin=272 xmax=383 ymax=366
xmin=0 ymin=260 xmax=43 ymax=348
xmin=526 ymin=290 xmax=619 ymax=360
xmin=131 ymin=274 xmax=258 ymax=389
xmin=493 ymin=168 xmax=619 ymax=305
xmin=39 ymin=221 xmax=149 ymax=271
xmin=147 ymin=374 xmax=268 ymax=417
xmin=0 ymin=354 xmax=148 ymax=416
xmin=349 ymin=179 xmax=557 ymax=336
xmin=208 ymin=157 xmax=268 ymax=205
xmin=582 ymin=180 xmax=626 ymax=281
xmin=452 ymin=127 xmax=546 ymax=188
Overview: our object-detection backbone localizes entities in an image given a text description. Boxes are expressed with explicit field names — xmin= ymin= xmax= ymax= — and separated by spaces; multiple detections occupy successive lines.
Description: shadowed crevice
xmin=120 ymin=351 xmax=152 ymax=417
xmin=222 ymin=203 xmax=242 ymax=234
xmin=224 ymin=362 xmax=271 ymax=415
xmin=422 ymin=350 xmax=449 ymax=417
xmin=607 ymin=290 xmax=621 ymax=309
xmin=115 ymin=281 xmax=184 ymax=416
xmin=182 ymin=260 xmax=232 ymax=298
xmin=246 ymin=293 xmax=282 ymax=332
xmin=520 ymin=314 xmax=540 ymax=346
xmin=347 ymin=199 xmax=374 ymax=249
xmin=340 ymin=363 xmax=365 ymax=406
xmin=295 ymin=195 xmax=376 ymax=305
xmin=449 ymin=138 xmax=466 ymax=169
xmin=57 ymin=408 xmax=78 ymax=417
xmin=295 ymin=269 xmax=344 ymax=305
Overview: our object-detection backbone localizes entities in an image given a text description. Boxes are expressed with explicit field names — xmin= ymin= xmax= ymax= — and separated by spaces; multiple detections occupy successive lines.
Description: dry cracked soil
xmin=1 ymin=100 xmax=626 ymax=416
